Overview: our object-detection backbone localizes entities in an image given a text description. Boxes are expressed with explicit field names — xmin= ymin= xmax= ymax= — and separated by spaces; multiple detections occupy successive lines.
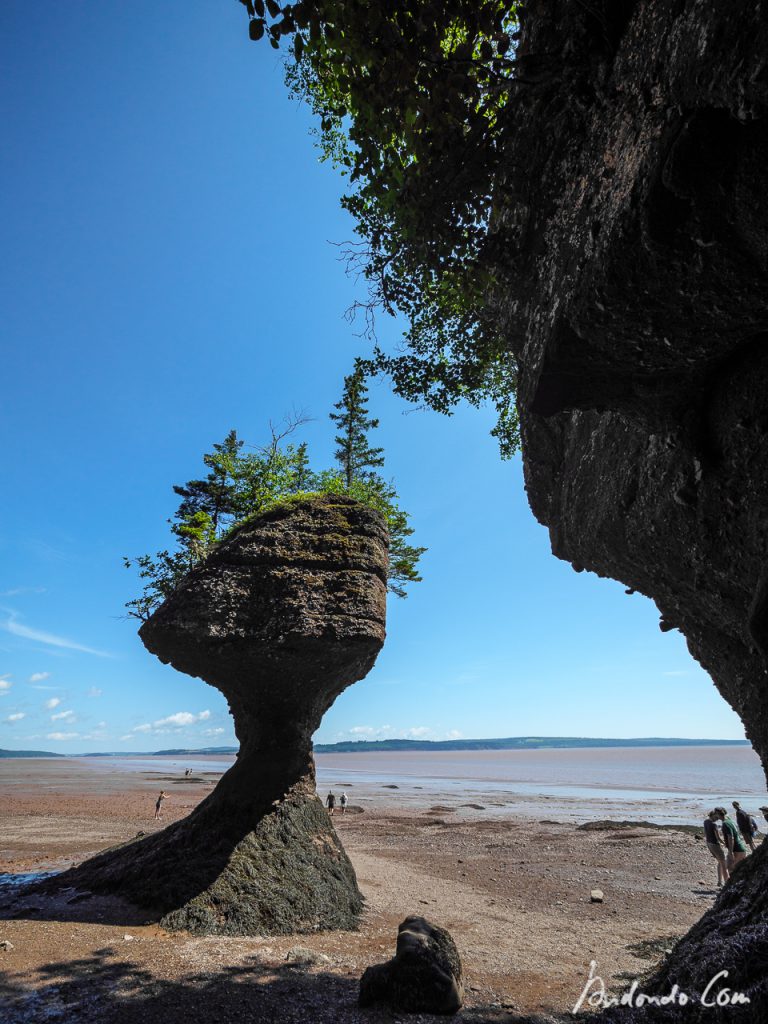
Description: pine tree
xmin=289 ymin=441 xmax=315 ymax=493
xmin=329 ymin=360 xmax=385 ymax=489
xmin=172 ymin=429 xmax=242 ymax=538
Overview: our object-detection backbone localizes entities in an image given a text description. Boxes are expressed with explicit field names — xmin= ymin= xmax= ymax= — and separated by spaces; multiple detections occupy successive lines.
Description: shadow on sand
xmin=0 ymin=875 xmax=149 ymax=928
xmin=0 ymin=945 xmax=552 ymax=1024
xmin=0 ymin=876 xmax=552 ymax=1024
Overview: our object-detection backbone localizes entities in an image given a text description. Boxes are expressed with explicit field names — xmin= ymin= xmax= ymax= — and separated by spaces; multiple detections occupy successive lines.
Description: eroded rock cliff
xmin=502 ymin=1 xmax=768 ymax=1018
xmin=36 ymin=494 xmax=387 ymax=935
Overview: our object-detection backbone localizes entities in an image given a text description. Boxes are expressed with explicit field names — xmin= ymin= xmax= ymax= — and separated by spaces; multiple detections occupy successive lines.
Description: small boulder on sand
xmin=359 ymin=915 xmax=464 ymax=1015
xmin=285 ymin=946 xmax=331 ymax=967
xmin=590 ymin=889 xmax=604 ymax=903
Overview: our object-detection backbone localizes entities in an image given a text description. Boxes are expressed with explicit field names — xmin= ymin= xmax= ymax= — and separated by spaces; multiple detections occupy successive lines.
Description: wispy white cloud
xmin=0 ymin=676 xmax=11 ymax=693
xmin=445 ymin=729 xmax=463 ymax=740
xmin=0 ymin=587 xmax=47 ymax=598
xmin=51 ymin=709 xmax=75 ymax=722
xmin=663 ymin=670 xmax=689 ymax=677
xmin=3 ymin=611 xmax=110 ymax=657
xmin=202 ymin=727 xmax=225 ymax=737
xmin=45 ymin=697 xmax=61 ymax=710
xmin=87 ymin=687 xmax=103 ymax=698
xmin=29 ymin=672 xmax=50 ymax=683
xmin=128 ymin=711 xmax=212 ymax=734
xmin=403 ymin=726 xmax=431 ymax=739
xmin=23 ymin=540 xmax=73 ymax=563
xmin=81 ymin=727 xmax=108 ymax=740
xmin=6 ymin=712 xmax=25 ymax=722
xmin=46 ymin=731 xmax=79 ymax=741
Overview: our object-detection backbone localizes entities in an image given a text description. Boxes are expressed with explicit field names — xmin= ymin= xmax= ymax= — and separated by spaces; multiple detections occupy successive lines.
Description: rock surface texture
xmin=37 ymin=495 xmax=387 ymax=935
xmin=359 ymin=915 xmax=464 ymax=1015
xmin=502 ymin=1 xmax=768 ymax=1018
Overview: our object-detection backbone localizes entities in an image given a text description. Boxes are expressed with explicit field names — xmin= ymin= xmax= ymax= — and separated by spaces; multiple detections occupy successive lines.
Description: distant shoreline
xmin=1 ymin=736 xmax=750 ymax=758
xmin=312 ymin=736 xmax=750 ymax=754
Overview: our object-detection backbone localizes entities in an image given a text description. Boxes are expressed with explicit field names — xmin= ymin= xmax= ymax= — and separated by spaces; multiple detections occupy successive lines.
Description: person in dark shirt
xmin=326 ymin=791 xmax=336 ymax=815
xmin=154 ymin=790 xmax=167 ymax=820
xmin=704 ymin=810 xmax=729 ymax=887
xmin=732 ymin=801 xmax=756 ymax=852
xmin=714 ymin=806 xmax=747 ymax=869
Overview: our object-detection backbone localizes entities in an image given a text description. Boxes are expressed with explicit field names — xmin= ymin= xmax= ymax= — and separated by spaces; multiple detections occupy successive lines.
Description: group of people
xmin=152 ymin=785 xmax=350 ymax=822
xmin=325 ymin=790 xmax=348 ymax=815
xmin=703 ymin=800 xmax=764 ymax=885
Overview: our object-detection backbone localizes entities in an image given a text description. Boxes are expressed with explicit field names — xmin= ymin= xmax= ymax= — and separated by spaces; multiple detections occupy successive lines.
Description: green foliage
xmin=125 ymin=380 xmax=425 ymax=618
xmin=316 ymin=472 xmax=426 ymax=598
xmin=240 ymin=0 xmax=521 ymax=456
xmin=329 ymin=358 xmax=384 ymax=488
xmin=172 ymin=429 xmax=242 ymax=536
xmin=122 ymin=549 xmax=196 ymax=622
xmin=325 ymin=360 xmax=423 ymax=594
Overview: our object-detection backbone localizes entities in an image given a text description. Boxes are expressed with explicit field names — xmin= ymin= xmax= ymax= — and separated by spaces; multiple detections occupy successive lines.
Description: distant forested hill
xmin=152 ymin=746 xmax=238 ymax=756
xmin=313 ymin=736 xmax=749 ymax=753
xmin=0 ymin=748 xmax=65 ymax=758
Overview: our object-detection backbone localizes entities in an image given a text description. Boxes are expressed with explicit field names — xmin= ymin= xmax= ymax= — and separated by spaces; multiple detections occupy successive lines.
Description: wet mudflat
xmin=0 ymin=758 xmax=734 ymax=1022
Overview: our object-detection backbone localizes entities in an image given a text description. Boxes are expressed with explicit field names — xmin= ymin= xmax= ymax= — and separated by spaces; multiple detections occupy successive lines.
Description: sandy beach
xmin=0 ymin=756 xmax=749 ymax=1023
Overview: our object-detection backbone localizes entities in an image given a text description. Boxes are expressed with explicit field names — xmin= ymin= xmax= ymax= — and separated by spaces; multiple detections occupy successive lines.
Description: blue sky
xmin=1 ymin=2 xmax=745 ymax=753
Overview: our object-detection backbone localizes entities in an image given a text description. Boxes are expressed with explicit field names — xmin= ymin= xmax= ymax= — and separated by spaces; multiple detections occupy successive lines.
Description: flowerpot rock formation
xmin=34 ymin=494 xmax=387 ymax=935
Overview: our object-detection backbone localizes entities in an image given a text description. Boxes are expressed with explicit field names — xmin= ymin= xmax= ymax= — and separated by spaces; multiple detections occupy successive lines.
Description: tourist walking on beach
xmin=154 ymin=790 xmax=167 ymax=820
xmin=340 ymin=791 xmax=348 ymax=815
xmin=714 ymin=807 xmax=747 ymax=869
xmin=326 ymin=791 xmax=336 ymax=815
xmin=732 ymin=800 xmax=757 ymax=852
xmin=704 ymin=811 xmax=729 ymax=886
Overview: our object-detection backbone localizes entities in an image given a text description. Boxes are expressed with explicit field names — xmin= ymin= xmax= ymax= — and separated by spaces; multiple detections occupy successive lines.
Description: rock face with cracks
xmin=502 ymin=1 xmax=768 ymax=1018
xmin=35 ymin=494 xmax=387 ymax=935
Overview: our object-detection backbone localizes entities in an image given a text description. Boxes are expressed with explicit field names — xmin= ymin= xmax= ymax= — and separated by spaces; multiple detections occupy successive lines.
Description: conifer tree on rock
xmin=330 ymin=358 xmax=385 ymax=489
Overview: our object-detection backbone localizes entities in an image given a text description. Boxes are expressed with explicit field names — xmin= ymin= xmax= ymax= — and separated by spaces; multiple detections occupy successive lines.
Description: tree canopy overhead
xmin=240 ymin=0 xmax=521 ymax=457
